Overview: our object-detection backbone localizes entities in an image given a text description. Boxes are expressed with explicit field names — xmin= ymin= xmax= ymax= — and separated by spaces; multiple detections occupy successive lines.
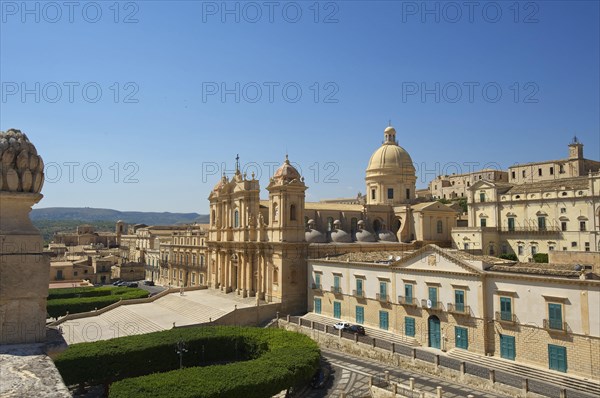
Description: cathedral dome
xmin=331 ymin=228 xmax=352 ymax=243
xmin=367 ymin=145 xmax=415 ymax=175
xmin=366 ymin=125 xmax=415 ymax=177
xmin=355 ymin=229 xmax=376 ymax=242
xmin=377 ymin=230 xmax=398 ymax=242
xmin=273 ymin=155 xmax=301 ymax=182
xmin=305 ymin=229 xmax=327 ymax=243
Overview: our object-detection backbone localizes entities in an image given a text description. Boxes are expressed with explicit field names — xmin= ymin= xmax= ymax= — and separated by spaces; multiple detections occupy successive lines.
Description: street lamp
xmin=176 ymin=339 xmax=188 ymax=369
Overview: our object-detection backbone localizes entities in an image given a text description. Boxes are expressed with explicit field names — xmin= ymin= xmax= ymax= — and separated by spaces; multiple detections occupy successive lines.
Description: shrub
xmin=533 ymin=253 xmax=549 ymax=263
xmin=48 ymin=287 xmax=124 ymax=300
xmin=47 ymin=287 xmax=148 ymax=318
xmin=53 ymin=326 xmax=320 ymax=398
xmin=499 ymin=253 xmax=518 ymax=261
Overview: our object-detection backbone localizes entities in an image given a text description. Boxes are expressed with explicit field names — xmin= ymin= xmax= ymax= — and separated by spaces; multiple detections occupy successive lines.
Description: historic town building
xmin=428 ymin=170 xmax=509 ymax=200
xmin=307 ymin=244 xmax=600 ymax=379
xmin=206 ymin=125 xmax=459 ymax=312
xmin=448 ymin=138 xmax=600 ymax=260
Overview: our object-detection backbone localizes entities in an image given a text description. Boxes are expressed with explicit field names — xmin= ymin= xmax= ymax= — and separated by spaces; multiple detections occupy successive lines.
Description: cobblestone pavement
xmin=301 ymin=348 xmax=507 ymax=398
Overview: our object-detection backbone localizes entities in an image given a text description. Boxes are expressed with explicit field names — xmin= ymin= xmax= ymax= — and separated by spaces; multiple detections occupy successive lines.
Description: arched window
xmin=436 ymin=220 xmax=443 ymax=234
xmin=211 ymin=209 xmax=216 ymax=225
xmin=273 ymin=203 xmax=279 ymax=221
xmin=273 ymin=267 xmax=279 ymax=284
xmin=290 ymin=204 xmax=296 ymax=221
xmin=327 ymin=217 xmax=334 ymax=232
xmin=234 ymin=209 xmax=239 ymax=228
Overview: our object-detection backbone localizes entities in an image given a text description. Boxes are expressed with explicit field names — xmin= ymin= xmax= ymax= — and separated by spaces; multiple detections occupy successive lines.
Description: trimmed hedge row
xmin=53 ymin=326 xmax=320 ymax=398
xmin=48 ymin=286 xmax=126 ymax=300
xmin=47 ymin=288 xmax=149 ymax=318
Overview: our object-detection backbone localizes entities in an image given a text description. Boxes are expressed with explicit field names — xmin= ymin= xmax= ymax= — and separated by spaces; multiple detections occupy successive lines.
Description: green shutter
xmin=500 ymin=334 xmax=516 ymax=360
xmin=333 ymin=302 xmax=341 ymax=319
xmin=379 ymin=311 xmax=389 ymax=330
xmin=455 ymin=326 xmax=468 ymax=349
xmin=500 ymin=297 xmax=512 ymax=321
xmin=356 ymin=306 xmax=364 ymax=324
xmin=380 ymin=282 xmax=387 ymax=297
xmin=428 ymin=287 xmax=437 ymax=303
xmin=405 ymin=284 xmax=413 ymax=301
xmin=548 ymin=344 xmax=567 ymax=372
xmin=455 ymin=290 xmax=465 ymax=312
xmin=314 ymin=298 xmax=321 ymax=314
xmin=405 ymin=317 xmax=415 ymax=337
xmin=548 ymin=303 xmax=563 ymax=329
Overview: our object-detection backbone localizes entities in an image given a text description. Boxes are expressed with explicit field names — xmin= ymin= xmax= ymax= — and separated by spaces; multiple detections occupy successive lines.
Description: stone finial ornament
xmin=0 ymin=129 xmax=45 ymax=193
xmin=0 ymin=129 xmax=49 ymax=345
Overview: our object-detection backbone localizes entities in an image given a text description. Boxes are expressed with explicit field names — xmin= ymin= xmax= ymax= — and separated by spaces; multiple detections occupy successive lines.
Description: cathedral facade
xmin=206 ymin=125 xmax=458 ymax=312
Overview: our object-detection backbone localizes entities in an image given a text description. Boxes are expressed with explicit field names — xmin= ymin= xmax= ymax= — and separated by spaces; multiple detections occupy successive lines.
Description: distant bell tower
xmin=568 ymin=136 xmax=584 ymax=160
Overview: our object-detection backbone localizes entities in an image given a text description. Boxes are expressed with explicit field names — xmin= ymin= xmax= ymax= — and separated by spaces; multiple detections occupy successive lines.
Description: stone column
xmin=245 ymin=252 xmax=252 ymax=297
xmin=0 ymin=129 xmax=49 ymax=344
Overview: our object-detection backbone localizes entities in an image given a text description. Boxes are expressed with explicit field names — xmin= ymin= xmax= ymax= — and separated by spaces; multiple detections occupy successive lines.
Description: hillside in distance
xmin=31 ymin=207 xmax=209 ymax=225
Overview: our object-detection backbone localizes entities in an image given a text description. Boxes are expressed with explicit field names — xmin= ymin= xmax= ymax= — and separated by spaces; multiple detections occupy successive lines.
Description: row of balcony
xmin=312 ymin=285 xmax=472 ymax=316
xmin=493 ymin=311 xmax=569 ymax=332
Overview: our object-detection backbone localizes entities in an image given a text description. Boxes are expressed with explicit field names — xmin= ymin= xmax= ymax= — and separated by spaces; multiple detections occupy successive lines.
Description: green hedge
xmin=48 ymin=286 xmax=127 ymax=300
xmin=533 ymin=253 xmax=549 ymax=263
xmin=47 ymin=288 xmax=149 ymax=318
xmin=53 ymin=326 xmax=320 ymax=398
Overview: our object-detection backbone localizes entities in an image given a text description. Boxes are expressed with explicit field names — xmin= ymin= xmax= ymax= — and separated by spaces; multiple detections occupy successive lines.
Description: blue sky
xmin=1 ymin=0 xmax=599 ymax=213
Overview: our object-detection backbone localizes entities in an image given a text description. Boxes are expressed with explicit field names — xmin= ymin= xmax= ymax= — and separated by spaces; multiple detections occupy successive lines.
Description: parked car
xmin=112 ymin=280 xmax=121 ymax=286
xmin=345 ymin=324 xmax=366 ymax=335
xmin=117 ymin=281 xmax=128 ymax=286
xmin=127 ymin=282 xmax=139 ymax=288
xmin=143 ymin=280 xmax=155 ymax=286
xmin=333 ymin=321 xmax=350 ymax=330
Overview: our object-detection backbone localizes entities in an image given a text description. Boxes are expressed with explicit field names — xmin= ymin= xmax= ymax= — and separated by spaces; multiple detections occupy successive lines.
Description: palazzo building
xmin=451 ymin=139 xmax=600 ymax=260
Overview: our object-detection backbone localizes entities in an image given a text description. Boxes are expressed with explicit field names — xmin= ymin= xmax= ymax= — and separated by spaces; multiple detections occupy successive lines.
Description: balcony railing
xmin=311 ymin=283 xmax=322 ymax=291
xmin=376 ymin=293 xmax=390 ymax=303
xmin=499 ymin=226 xmax=560 ymax=234
xmin=543 ymin=319 xmax=568 ymax=332
xmin=330 ymin=286 xmax=342 ymax=295
xmin=397 ymin=296 xmax=417 ymax=306
xmin=421 ymin=299 xmax=443 ymax=311
xmin=353 ymin=289 xmax=365 ymax=298
xmin=447 ymin=303 xmax=471 ymax=316
xmin=495 ymin=311 xmax=517 ymax=323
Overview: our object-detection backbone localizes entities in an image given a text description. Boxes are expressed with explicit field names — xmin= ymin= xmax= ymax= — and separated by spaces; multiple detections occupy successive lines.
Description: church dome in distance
xmin=331 ymin=228 xmax=352 ymax=243
xmin=306 ymin=228 xmax=327 ymax=243
xmin=377 ymin=230 xmax=398 ymax=242
xmin=273 ymin=155 xmax=301 ymax=182
xmin=356 ymin=229 xmax=377 ymax=242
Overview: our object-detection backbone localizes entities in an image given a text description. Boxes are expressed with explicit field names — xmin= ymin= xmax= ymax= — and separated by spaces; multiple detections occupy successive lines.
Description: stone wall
xmin=278 ymin=320 xmax=543 ymax=398
xmin=549 ymin=251 xmax=600 ymax=273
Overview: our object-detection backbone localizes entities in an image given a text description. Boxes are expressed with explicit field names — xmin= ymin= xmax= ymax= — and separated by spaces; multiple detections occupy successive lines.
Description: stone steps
xmin=100 ymin=306 xmax=163 ymax=337
xmin=448 ymin=348 xmax=600 ymax=397
xmin=153 ymin=295 xmax=227 ymax=324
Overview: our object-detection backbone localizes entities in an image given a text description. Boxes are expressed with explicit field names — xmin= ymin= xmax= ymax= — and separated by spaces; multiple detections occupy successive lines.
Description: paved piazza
xmin=59 ymin=289 xmax=258 ymax=345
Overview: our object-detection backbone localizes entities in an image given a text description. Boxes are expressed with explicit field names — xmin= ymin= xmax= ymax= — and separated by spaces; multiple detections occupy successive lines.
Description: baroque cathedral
xmin=206 ymin=125 xmax=458 ymax=312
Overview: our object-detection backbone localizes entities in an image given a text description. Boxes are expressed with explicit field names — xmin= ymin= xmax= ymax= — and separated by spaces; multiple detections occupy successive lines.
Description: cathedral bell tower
xmin=266 ymin=155 xmax=307 ymax=243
